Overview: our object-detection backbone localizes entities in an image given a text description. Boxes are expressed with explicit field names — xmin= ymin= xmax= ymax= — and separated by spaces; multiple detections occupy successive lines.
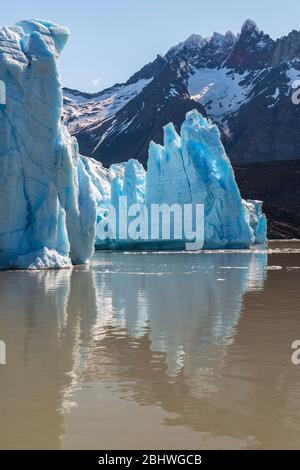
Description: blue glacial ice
xmin=0 ymin=20 xmax=97 ymax=269
xmin=147 ymin=110 xmax=266 ymax=248
xmin=87 ymin=110 xmax=267 ymax=249
xmin=0 ymin=19 xmax=266 ymax=269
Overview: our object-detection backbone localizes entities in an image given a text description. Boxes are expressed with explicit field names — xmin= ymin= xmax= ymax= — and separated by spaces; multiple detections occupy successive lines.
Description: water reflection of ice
xmin=92 ymin=252 xmax=267 ymax=376
xmin=0 ymin=250 xmax=268 ymax=448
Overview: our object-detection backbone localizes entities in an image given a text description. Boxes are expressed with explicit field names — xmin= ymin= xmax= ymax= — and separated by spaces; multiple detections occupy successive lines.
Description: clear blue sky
xmin=2 ymin=0 xmax=300 ymax=91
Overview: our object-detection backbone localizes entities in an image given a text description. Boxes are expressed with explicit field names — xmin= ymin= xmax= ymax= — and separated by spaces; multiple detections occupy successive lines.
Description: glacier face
xmin=147 ymin=110 xmax=262 ymax=249
xmin=0 ymin=20 xmax=96 ymax=269
xmin=87 ymin=110 xmax=267 ymax=250
xmin=0 ymin=18 xmax=266 ymax=268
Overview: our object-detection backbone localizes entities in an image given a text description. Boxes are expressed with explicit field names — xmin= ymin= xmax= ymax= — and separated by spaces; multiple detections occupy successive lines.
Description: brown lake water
xmin=0 ymin=241 xmax=300 ymax=450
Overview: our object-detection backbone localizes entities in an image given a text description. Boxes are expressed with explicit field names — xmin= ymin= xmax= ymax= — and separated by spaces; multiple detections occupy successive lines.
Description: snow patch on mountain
xmin=187 ymin=67 xmax=253 ymax=122
xmin=92 ymin=119 xmax=118 ymax=153
xmin=267 ymin=87 xmax=280 ymax=108
xmin=286 ymin=64 xmax=300 ymax=88
xmin=166 ymin=33 xmax=206 ymax=57
xmin=63 ymin=77 xmax=153 ymax=133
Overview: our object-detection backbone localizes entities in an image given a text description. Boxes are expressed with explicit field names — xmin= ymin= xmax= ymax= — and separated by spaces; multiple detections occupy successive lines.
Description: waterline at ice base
xmin=0 ymin=19 xmax=267 ymax=270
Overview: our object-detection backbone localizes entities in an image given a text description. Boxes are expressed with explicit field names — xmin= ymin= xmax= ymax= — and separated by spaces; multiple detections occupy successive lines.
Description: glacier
xmin=0 ymin=20 xmax=267 ymax=270
xmin=0 ymin=20 xmax=97 ymax=269
xmin=147 ymin=110 xmax=266 ymax=249
xmin=86 ymin=110 xmax=267 ymax=250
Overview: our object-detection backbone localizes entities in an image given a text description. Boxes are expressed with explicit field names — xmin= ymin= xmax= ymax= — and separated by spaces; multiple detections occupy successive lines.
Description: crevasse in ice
xmin=0 ymin=20 xmax=97 ymax=269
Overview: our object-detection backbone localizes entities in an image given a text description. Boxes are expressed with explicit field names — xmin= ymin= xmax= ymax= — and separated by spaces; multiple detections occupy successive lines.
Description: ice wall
xmin=146 ymin=110 xmax=263 ymax=248
xmin=0 ymin=20 xmax=96 ymax=269
xmin=89 ymin=110 xmax=267 ymax=249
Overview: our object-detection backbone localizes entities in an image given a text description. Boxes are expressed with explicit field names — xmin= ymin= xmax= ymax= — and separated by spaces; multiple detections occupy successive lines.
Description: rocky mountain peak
xmin=225 ymin=19 xmax=275 ymax=69
xmin=241 ymin=19 xmax=261 ymax=36
xmin=272 ymin=30 xmax=300 ymax=66
xmin=184 ymin=33 xmax=206 ymax=48
xmin=62 ymin=19 xmax=300 ymax=239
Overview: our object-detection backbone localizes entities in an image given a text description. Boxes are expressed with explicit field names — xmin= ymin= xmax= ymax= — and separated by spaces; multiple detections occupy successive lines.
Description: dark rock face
xmin=63 ymin=19 xmax=300 ymax=238
xmin=69 ymin=59 xmax=207 ymax=167
xmin=272 ymin=30 xmax=300 ymax=66
xmin=226 ymin=63 xmax=300 ymax=164
xmin=234 ymin=161 xmax=300 ymax=239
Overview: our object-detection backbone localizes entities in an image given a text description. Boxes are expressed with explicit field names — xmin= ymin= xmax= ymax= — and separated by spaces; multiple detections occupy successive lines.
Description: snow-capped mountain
xmin=63 ymin=19 xmax=300 ymax=237
xmin=63 ymin=19 xmax=300 ymax=166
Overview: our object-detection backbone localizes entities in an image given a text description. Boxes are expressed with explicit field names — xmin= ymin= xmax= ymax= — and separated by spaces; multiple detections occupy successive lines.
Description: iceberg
xmin=0 ymin=20 xmax=97 ymax=269
xmin=147 ymin=110 xmax=257 ymax=249
xmin=0 ymin=18 xmax=266 ymax=268
xmin=88 ymin=110 xmax=267 ymax=249
xmin=244 ymin=199 xmax=267 ymax=245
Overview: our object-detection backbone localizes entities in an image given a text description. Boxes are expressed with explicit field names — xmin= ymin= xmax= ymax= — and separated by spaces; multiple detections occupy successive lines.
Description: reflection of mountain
xmin=7 ymin=250 xmax=300 ymax=449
